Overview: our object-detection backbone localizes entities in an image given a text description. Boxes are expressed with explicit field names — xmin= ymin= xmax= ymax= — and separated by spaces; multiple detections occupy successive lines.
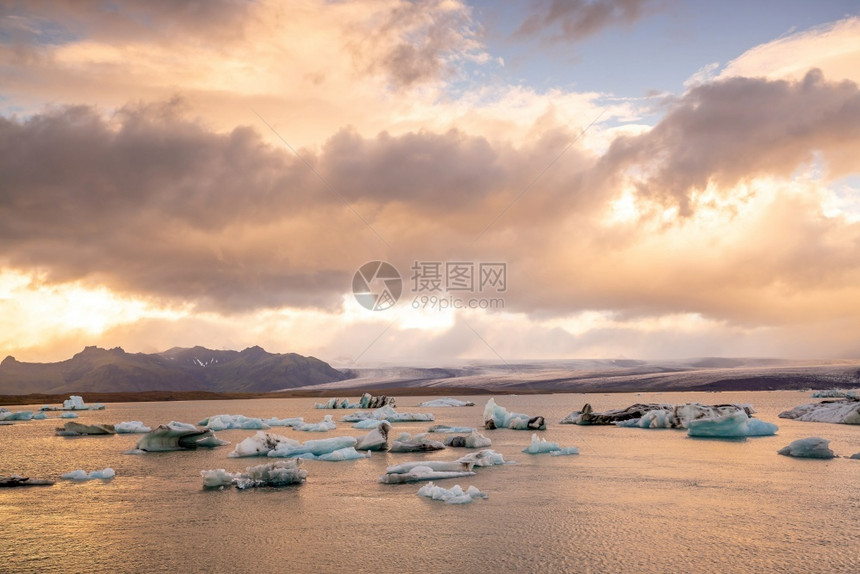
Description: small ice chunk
xmin=61 ymin=468 xmax=115 ymax=480
xmin=229 ymin=431 xmax=299 ymax=457
xmin=293 ymin=415 xmax=336 ymax=432
xmin=199 ymin=414 xmax=270 ymax=431
xmin=352 ymin=419 xmax=385 ymax=429
xmin=428 ymin=425 xmax=475 ymax=433
xmin=549 ymin=447 xmax=581 ymax=456
xmin=263 ymin=417 xmax=304 ymax=427
xmin=483 ymin=398 xmax=545 ymax=430
xmin=687 ymin=412 xmax=778 ymax=438
xmin=777 ymin=437 xmax=836 ymax=459
xmin=114 ymin=421 xmax=152 ymax=433
xmin=850 ymin=453 xmax=860 ymax=460
xmin=231 ymin=460 xmax=308 ymax=489
xmin=60 ymin=412 xmax=79 ymax=419
xmin=201 ymin=469 xmax=234 ymax=488
xmin=522 ymin=433 xmax=561 ymax=454
xmin=418 ymin=398 xmax=475 ymax=407
xmin=455 ymin=449 xmax=511 ymax=467
xmin=379 ymin=465 xmax=475 ymax=484
xmin=355 ymin=421 xmax=390 ymax=451
xmin=0 ymin=410 xmax=34 ymax=421
xmin=135 ymin=421 xmax=221 ymax=451
xmin=389 ymin=433 xmax=445 ymax=453
xmin=33 ymin=412 xmax=47 ymax=420
xmin=315 ymin=447 xmax=370 ymax=461
xmin=268 ymin=435 xmax=357 ymax=458
xmin=417 ymin=482 xmax=488 ymax=503
xmin=444 ymin=430 xmax=492 ymax=448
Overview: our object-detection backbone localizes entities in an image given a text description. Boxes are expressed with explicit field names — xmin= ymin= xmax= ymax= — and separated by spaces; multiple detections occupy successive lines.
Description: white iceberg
xmin=379 ymin=464 xmax=475 ymax=484
xmin=262 ymin=416 xmax=304 ymax=427
xmin=777 ymin=437 xmax=836 ymax=459
xmin=293 ymin=415 xmax=337 ymax=432
xmin=428 ymin=425 xmax=475 ymax=433
xmin=389 ymin=432 xmax=446 ymax=453
xmin=61 ymin=396 xmax=105 ymax=411
xmin=418 ymin=398 xmax=476 ymax=407
xmin=455 ymin=449 xmax=511 ymax=467
xmin=0 ymin=410 xmax=34 ymax=421
xmin=687 ymin=411 xmax=778 ymax=438
xmin=521 ymin=433 xmax=579 ymax=455
xmin=135 ymin=421 xmax=226 ymax=451
xmin=114 ymin=421 xmax=152 ymax=433
xmin=444 ymin=430 xmax=492 ymax=448
xmin=417 ymin=482 xmax=487 ymax=504
xmin=341 ymin=405 xmax=434 ymax=423
xmin=778 ymin=399 xmax=860 ymax=424
xmin=483 ymin=398 xmax=545 ymax=430
xmin=198 ymin=414 xmax=270 ymax=431
xmin=61 ymin=468 xmax=115 ymax=480
xmin=203 ymin=460 xmax=308 ymax=489
xmin=268 ymin=435 xmax=357 ymax=458
xmin=355 ymin=421 xmax=391 ymax=451
xmin=55 ymin=421 xmax=115 ymax=436
xmin=229 ymin=431 xmax=298 ymax=458
xmin=311 ymin=447 xmax=370 ymax=462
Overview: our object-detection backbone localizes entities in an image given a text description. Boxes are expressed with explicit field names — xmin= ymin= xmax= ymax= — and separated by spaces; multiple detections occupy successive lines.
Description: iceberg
xmin=56 ymin=421 xmax=115 ymax=436
xmin=483 ymin=398 xmax=545 ymax=430
xmin=61 ymin=468 xmax=115 ymax=480
xmin=418 ymin=398 xmax=475 ymax=407
xmin=61 ymin=395 xmax=105 ymax=411
xmin=850 ymin=453 xmax=860 ymax=460
xmin=269 ymin=435 xmax=357 ymax=458
xmin=379 ymin=463 xmax=475 ymax=484
xmin=229 ymin=431 xmax=299 ymax=458
xmin=778 ymin=399 xmax=860 ymax=425
xmin=417 ymin=482 xmax=487 ymax=504
xmin=389 ymin=433 xmax=446 ymax=453
xmin=687 ymin=411 xmax=778 ymax=438
xmin=114 ymin=421 xmax=152 ymax=433
xmin=0 ymin=409 xmax=34 ymax=421
xmin=550 ymin=447 xmax=582 ymax=456
xmin=428 ymin=425 xmax=475 ymax=433
xmin=60 ymin=412 xmax=79 ymax=419
xmin=352 ymin=419 xmax=386 ymax=429
xmin=341 ymin=405 xmax=434 ymax=423
xmin=315 ymin=393 xmax=395 ymax=409
xmin=777 ymin=437 xmax=836 ymax=459
xmin=455 ymin=449 xmax=511 ymax=467
xmin=355 ymin=421 xmax=391 ymax=451
xmin=262 ymin=417 xmax=304 ymax=427
xmin=565 ymin=402 xmax=755 ymax=427
xmin=293 ymin=415 xmax=337 ymax=432
xmin=811 ymin=390 xmax=857 ymax=398
xmin=199 ymin=414 xmax=270 ymax=431
xmin=33 ymin=412 xmax=47 ymax=420
xmin=135 ymin=421 xmax=226 ymax=451
xmin=444 ymin=430 xmax=492 ymax=448
xmin=521 ymin=433 xmax=579 ymax=455
xmin=203 ymin=460 xmax=308 ymax=489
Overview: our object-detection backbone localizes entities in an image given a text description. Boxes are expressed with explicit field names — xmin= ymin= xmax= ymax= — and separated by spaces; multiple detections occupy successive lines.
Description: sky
xmin=1 ymin=0 xmax=859 ymax=366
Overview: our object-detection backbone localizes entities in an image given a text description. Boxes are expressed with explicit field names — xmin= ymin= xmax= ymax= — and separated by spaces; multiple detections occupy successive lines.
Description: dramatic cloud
xmin=515 ymin=0 xmax=663 ymax=43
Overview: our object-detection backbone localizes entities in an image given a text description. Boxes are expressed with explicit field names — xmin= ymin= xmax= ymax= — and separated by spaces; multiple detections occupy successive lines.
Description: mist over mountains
xmin=0 ymin=346 xmax=350 ymax=395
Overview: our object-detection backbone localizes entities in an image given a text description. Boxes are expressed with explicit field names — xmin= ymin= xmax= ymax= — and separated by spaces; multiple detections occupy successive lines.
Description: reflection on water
xmin=1 ymin=392 xmax=858 ymax=573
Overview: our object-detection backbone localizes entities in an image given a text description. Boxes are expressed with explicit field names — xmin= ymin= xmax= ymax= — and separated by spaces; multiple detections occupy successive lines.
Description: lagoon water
xmin=2 ymin=391 xmax=858 ymax=573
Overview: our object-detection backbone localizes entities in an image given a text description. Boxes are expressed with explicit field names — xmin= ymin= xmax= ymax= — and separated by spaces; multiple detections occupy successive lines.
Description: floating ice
xmin=135 ymin=421 xmax=225 ymax=451
xmin=61 ymin=468 xmax=115 ymax=480
xmin=315 ymin=393 xmax=395 ymax=409
xmin=60 ymin=412 xmax=79 ymax=419
xmin=293 ymin=415 xmax=336 ymax=432
xmin=811 ymin=390 xmax=857 ymax=398
xmin=352 ymin=419 xmax=386 ymax=429
xmin=428 ymin=425 xmax=475 ymax=433
xmin=379 ymin=462 xmax=475 ymax=484
xmin=417 ymin=482 xmax=487 ymax=504
xmin=33 ymin=412 xmax=47 ymax=420
xmin=521 ymin=433 xmax=579 ymax=455
xmin=60 ymin=396 xmax=105 ymax=411
xmin=341 ymin=405 xmax=434 ymax=423
xmin=262 ymin=417 xmax=304 ymax=427
xmin=550 ymin=447 xmax=582 ymax=456
xmin=777 ymin=437 xmax=836 ymax=459
xmin=418 ymin=398 xmax=475 ymax=407
xmin=567 ymin=402 xmax=755 ymax=427
xmin=56 ymin=421 xmax=115 ymax=436
xmin=269 ymin=435 xmax=357 ymax=458
xmin=355 ymin=421 xmax=390 ymax=451
xmin=203 ymin=460 xmax=308 ymax=489
xmin=114 ymin=421 xmax=152 ymax=433
xmin=779 ymin=399 xmax=860 ymax=425
xmin=455 ymin=450 xmax=511 ymax=467
xmin=389 ymin=433 xmax=445 ymax=453
xmin=198 ymin=414 xmax=270 ymax=431
xmin=444 ymin=430 xmax=492 ymax=448
xmin=385 ymin=460 xmax=474 ymax=474
xmin=229 ymin=431 xmax=298 ymax=457
xmin=483 ymin=398 xmax=545 ymax=430
xmin=0 ymin=410 xmax=33 ymax=421
xmin=311 ymin=447 xmax=369 ymax=461
xmin=687 ymin=411 xmax=778 ymax=438
xmin=850 ymin=453 xmax=860 ymax=460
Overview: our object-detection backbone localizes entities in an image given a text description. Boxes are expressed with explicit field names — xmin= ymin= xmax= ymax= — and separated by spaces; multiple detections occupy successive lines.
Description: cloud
xmin=514 ymin=0 xmax=664 ymax=43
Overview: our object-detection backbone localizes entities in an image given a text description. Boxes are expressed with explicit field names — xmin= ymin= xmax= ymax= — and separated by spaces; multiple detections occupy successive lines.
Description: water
xmin=2 ymin=391 xmax=858 ymax=573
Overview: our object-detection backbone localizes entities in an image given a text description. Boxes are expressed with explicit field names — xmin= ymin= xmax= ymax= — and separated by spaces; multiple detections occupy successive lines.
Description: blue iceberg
xmin=777 ymin=437 xmax=836 ymax=459
xmin=199 ymin=414 xmax=270 ymax=430
xmin=687 ymin=411 xmax=778 ymax=438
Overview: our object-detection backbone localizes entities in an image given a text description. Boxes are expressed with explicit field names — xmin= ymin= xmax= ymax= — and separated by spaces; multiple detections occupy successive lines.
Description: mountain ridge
xmin=0 ymin=345 xmax=350 ymax=394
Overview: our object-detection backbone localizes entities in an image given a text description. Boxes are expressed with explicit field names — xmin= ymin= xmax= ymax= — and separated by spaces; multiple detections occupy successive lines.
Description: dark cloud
xmin=599 ymin=69 xmax=860 ymax=215
xmin=515 ymin=0 xmax=663 ymax=43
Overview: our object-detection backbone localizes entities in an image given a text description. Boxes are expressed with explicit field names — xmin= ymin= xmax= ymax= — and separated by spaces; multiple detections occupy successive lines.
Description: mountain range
xmin=0 ymin=346 xmax=350 ymax=395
